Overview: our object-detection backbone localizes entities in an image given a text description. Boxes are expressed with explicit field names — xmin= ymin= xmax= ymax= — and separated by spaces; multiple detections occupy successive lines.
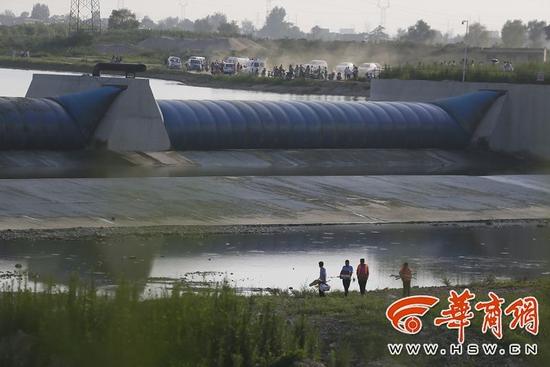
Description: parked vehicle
xmin=167 ymin=56 xmax=183 ymax=70
xmin=335 ymin=62 xmax=354 ymax=75
xmin=357 ymin=62 xmax=382 ymax=78
xmin=223 ymin=62 xmax=237 ymax=75
xmin=186 ymin=56 xmax=206 ymax=71
xmin=305 ymin=59 xmax=328 ymax=70
xmin=224 ymin=56 xmax=249 ymax=70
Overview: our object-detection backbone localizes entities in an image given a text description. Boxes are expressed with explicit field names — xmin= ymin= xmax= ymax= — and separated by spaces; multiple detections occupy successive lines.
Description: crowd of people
xmin=314 ymin=260 xmax=413 ymax=297
xmin=204 ymin=58 xmax=379 ymax=81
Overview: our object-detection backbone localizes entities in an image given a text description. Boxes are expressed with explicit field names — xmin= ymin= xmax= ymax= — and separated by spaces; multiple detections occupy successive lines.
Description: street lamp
xmin=461 ymin=20 xmax=469 ymax=82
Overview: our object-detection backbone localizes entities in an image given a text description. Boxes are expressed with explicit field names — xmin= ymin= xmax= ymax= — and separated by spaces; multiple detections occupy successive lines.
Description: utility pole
xmin=377 ymin=0 xmax=390 ymax=28
xmin=117 ymin=0 xmax=125 ymax=8
xmin=69 ymin=0 xmax=101 ymax=34
xmin=461 ymin=20 xmax=469 ymax=82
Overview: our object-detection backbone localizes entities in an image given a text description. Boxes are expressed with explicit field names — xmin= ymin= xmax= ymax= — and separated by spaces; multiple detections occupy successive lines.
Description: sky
xmin=2 ymin=0 xmax=550 ymax=35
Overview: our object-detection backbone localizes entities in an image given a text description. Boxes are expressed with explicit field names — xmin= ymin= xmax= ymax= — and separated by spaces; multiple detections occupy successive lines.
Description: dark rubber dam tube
xmin=0 ymin=86 xmax=123 ymax=150
xmin=158 ymin=91 xmax=503 ymax=150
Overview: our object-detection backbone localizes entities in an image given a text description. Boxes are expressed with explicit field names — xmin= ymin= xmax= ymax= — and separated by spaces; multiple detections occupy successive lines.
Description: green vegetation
xmin=1 ymin=22 xmax=549 ymax=87
xmin=0 ymin=279 xmax=319 ymax=367
xmin=382 ymin=62 xmax=550 ymax=84
xmin=1 ymin=277 xmax=548 ymax=367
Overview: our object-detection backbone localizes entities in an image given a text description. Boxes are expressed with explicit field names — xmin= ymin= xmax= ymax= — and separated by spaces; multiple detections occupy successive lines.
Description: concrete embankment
xmin=0 ymin=175 xmax=548 ymax=231
xmin=371 ymin=79 xmax=550 ymax=160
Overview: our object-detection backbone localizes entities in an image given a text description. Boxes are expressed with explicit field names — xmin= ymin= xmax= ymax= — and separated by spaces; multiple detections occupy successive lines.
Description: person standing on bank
xmin=356 ymin=258 xmax=369 ymax=295
xmin=339 ymin=260 xmax=353 ymax=296
xmin=399 ymin=262 xmax=413 ymax=297
xmin=318 ymin=261 xmax=327 ymax=297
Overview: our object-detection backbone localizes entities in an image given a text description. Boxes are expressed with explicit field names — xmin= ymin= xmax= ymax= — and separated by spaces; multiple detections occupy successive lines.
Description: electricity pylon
xmin=69 ymin=0 xmax=101 ymax=34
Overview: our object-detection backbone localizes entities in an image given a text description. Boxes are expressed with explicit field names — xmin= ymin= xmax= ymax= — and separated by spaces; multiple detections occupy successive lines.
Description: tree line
xmin=1 ymin=3 xmax=550 ymax=48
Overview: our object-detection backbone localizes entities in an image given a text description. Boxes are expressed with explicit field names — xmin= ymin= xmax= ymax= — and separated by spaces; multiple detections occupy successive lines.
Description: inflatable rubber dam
xmin=1 ymin=78 xmax=503 ymax=151
xmin=0 ymin=71 xmax=549 ymax=235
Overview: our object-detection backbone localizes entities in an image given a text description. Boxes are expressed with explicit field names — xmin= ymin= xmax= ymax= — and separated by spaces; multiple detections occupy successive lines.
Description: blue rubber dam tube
xmin=0 ymin=86 xmax=123 ymax=150
xmin=158 ymin=90 xmax=503 ymax=150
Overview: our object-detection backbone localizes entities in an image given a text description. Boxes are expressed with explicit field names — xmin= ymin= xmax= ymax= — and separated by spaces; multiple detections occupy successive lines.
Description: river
xmin=1 ymin=224 xmax=549 ymax=293
xmin=0 ymin=67 xmax=365 ymax=101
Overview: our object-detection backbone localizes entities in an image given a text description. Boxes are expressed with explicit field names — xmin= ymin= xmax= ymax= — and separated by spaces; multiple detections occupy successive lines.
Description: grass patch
xmin=381 ymin=63 xmax=550 ymax=84
xmin=0 ymin=279 xmax=319 ymax=367
xmin=0 ymin=277 xmax=548 ymax=366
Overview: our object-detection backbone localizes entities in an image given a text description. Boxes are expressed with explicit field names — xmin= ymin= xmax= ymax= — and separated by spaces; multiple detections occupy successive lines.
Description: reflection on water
xmin=1 ymin=224 xmax=549 ymax=292
xmin=0 ymin=68 xmax=366 ymax=101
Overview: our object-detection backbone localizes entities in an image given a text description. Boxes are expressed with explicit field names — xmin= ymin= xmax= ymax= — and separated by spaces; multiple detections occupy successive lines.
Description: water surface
xmin=1 ymin=224 xmax=549 ymax=293
xmin=0 ymin=68 xmax=365 ymax=101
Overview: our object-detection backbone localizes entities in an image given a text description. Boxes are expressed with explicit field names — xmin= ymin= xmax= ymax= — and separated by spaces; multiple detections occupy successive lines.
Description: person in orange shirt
xmin=356 ymin=258 xmax=369 ymax=295
xmin=399 ymin=262 xmax=413 ymax=297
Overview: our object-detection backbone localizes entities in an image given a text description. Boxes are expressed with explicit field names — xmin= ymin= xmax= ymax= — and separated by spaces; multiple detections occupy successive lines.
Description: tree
xmin=207 ymin=13 xmax=227 ymax=31
xmin=402 ymin=20 xmax=439 ymax=44
xmin=20 ymin=12 xmax=30 ymax=19
xmin=0 ymin=10 xmax=16 ymax=26
xmin=140 ymin=16 xmax=156 ymax=30
xmin=258 ymin=7 xmax=303 ymax=39
xmin=260 ymin=7 xmax=287 ymax=38
xmin=108 ymin=9 xmax=140 ymax=30
xmin=364 ymin=26 xmax=390 ymax=43
xmin=31 ymin=3 xmax=50 ymax=21
xmin=193 ymin=18 xmax=213 ymax=33
xmin=240 ymin=20 xmax=255 ymax=36
xmin=465 ymin=22 xmax=491 ymax=47
xmin=501 ymin=20 xmax=526 ymax=48
xmin=527 ymin=20 xmax=547 ymax=47
xmin=157 ymin=17 xmax=192 ymax=31
xmin=193 ymin=12 xmax=228 ymax=33
xmin=218 ymin=21 xmax=239 ymax=36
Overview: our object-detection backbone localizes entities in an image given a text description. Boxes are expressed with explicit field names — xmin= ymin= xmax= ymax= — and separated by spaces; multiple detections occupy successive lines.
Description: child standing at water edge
xmin=339 ymin=260 xmax=353 ymax=296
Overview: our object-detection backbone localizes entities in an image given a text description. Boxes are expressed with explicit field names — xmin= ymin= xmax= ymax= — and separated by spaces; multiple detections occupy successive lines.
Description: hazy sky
xmin=2 ymin=0 xmax=550 ymax=35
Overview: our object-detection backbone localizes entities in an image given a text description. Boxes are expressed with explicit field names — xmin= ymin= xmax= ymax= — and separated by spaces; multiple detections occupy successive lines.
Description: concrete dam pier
xmin=0 ymin=73 xmax=548 ymax=232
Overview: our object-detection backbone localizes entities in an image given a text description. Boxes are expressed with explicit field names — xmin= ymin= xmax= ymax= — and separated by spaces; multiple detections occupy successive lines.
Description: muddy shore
xmin=0 ymin=219 xmax=547 ymax=242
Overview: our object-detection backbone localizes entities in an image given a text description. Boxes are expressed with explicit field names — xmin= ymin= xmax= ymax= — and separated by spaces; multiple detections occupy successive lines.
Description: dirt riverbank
xmin=0 ymin=219 xmax=547 ymax=242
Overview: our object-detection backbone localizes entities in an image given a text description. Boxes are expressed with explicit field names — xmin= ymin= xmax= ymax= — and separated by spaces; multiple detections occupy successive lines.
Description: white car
xmin=223 ymin=62 xmax=237 ymax=75
xmin=335 ymin=62 xmax=355 ymax=75
xmin=358 ymin=62 xmax=382 ymax=78
xmin=186 ymin=56 xmax=206 ymax=71
xmin=306 ymin=59 xmax=328 ymax=70
xmin=167 ymin=56 xmax=182 ymax=70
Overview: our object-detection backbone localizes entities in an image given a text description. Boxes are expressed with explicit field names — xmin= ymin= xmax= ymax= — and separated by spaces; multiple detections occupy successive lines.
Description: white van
xmin=167 ymin=56 xmax=182 ymax=69
xmin=223 ymin=62 xmax=236 ymax=75
xmin=186 ymin=56 xmax=206 ymax=71
xmin=306 ymin=59 xmax=328 ymax=70
xmin=358 ymin=62 xmax=382 ymax=78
